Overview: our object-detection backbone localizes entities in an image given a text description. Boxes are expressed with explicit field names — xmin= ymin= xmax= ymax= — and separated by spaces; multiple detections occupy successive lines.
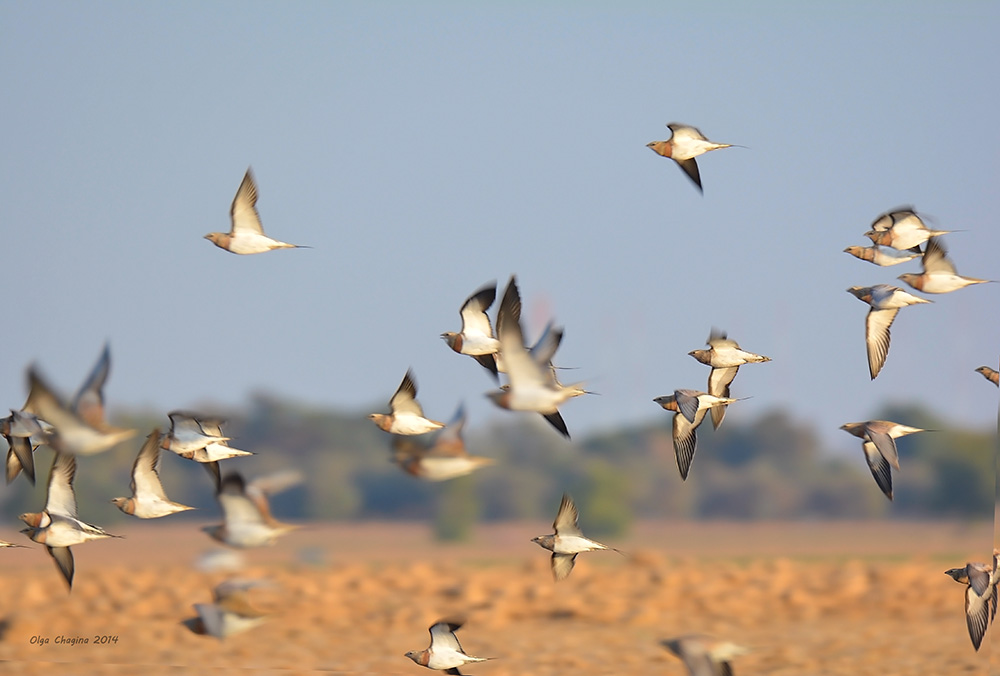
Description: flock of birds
xmin=1 ymin=122 xmax=997 ymax=674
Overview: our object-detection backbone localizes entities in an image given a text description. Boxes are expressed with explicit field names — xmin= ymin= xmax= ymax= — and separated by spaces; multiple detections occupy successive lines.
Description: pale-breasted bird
xmin=112 ymin=428 xmax=195 ymax=518
xmin=391 ymin=404 xmax=496 ymax=481
xmin=945 ymin=558 xmax=998 ymax=652
xmin=20 ymin=451 xmax=122 ymax=589
xmin=441 ymin=281 xmax=501 ymax=380
xmin=846 ymin=284 xmax=931 ymax=380
xmin=840 ymin=420 xmax=926 ymax=500
xmin=485 ymin=276 xmax=588 ymax=439
xmin=404 ymin=618 xmax=493 ymax=674
xmin=897 ymin=235 xmax=994 ymax=294
xmin=369 ymin=370 xmax=445 ymax=436
xmin=688 ymin=328 xmax=770 ymax=429
xmin=204 ymin=167 xmax=309 ymax=254
xmin=646 ymin=122 xmax=739 ymax=193
xmin=202 ymin=471 xmax=301 ymax=548
xmin=654 ymin=390 xmax=743 ymax=480
xmin=864 ymin=207 xmax=952 ymax=251
xmin=531 ymin=493 xmax=622 ymax=580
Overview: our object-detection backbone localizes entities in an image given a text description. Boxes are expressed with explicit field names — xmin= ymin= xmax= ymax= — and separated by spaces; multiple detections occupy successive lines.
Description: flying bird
xmin=975 ymin=366 xmax=999 ymax=387
xmin=19 ymin=452 xmax=122 ymax=589
xmin=846 ymin=284 xmax=931 ymax=379
xmin=202 ymin=471 xmax=300 ymax=548
xmin=843 ymin=244 xmax=922 ymax=267
xmin=646 ymin=122 xmax=738 ymax=193
xmin=4 ymin=344 xmax=113 ymax=483
xmin=864 ymin=207 xmax=952 ymax=251
xmin=654 ymin=390 xmax=743 ymax=480
xmin=839 ymin=420 xmax=926 ymax=500
xmin=189 ymin=578 xmax=273 ymax=640
xmin=25 ymin=365 xmax=135 ymax=457
xmin=945 ymin=558 xmax=998 ymax=651
xmin=531 ymin=493 xmax=622 ymax=580
xmin=112 ymin=428 xmax=195 ymax=518
xmin=404 ymin=618 xmax=493 ymax=674
xmin=162 ymin=414 xmax=253 ymax=490
xmin=204 ymin=168 xmax=308 ymax=254
xmin=661 ymin=634 xmax=750 ymax=676
xmin=485 ymin=276 xmax=588 ymax=439
xmin=391 ymin=404 xmax=496 ymax=481
xmin=441 ymin=281 xmax=501 ymax=379
xmin=897 ymin=235 xmax=994 ymax=294
xmin=369 ymin=370 xmax=446 ymax=436
xmin=688 ymin=328 xmax=770 ymax=429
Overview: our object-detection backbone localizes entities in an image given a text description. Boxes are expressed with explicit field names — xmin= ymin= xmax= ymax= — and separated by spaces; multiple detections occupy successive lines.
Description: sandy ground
xmin=0 ymin=520 xmax=996 ymax=675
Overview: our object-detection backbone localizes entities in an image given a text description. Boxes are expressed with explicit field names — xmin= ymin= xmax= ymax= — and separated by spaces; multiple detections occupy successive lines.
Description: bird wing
xmin=6 ymin=436 xmax=35 ymax=485
xmin=865 ymin=308 xmax=898 ymax=380
xmin=459 ymin=283 xmax=496 ymax=337
xmin=966 ymin=582 xmax=990 ymax=651
xmin=553 ymin=493 xmax=582 ymax=536
xmin=921 ymin=236 xmax=957 ymax=274
xmin=229 ymin=168 xmax=265 ymax=236
xmin=674 ymin=390 xmax=702 ymax=424
xmin=389 ymin=369 xmax=425 ymax=417
xmin=47 ymin=546 xmax=75 ymax=589
xmin=71 ymin=343 xmax=110 ymax=428
xmin=45 ymin=451 xmax=78 ymax=518
xmin=429 ymin=620 xmax=465 ymax=653
xmin=673 ymin=409 xmax=708 ymax=481
xmin=667 ymin=122 xmax=707 ymax=142
xmin=862 ymin=442 xmax=893 ymax=500
xmin=217 ymin=473 xmax=267 ymax=526
xmin=542 ymin=411 xmax=570 ymax=439
xmin=429 ymin=404 xmax=467 ymax=458
xmin=675 ymin=158 xmax=703 ymax=193
xmin=551 ymin=553 xmax=577 ymax=581
xmin=707 ymin=367 xmax=738 ymax=429
xmin=864 ymin=424 xmax=900 ymax=470
xmin=132 ymin=428 xmax=169 ymax=500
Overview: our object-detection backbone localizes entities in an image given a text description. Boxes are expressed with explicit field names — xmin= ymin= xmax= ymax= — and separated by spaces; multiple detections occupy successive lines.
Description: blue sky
xmin=1 ymin=3 xmax=997 ymax=455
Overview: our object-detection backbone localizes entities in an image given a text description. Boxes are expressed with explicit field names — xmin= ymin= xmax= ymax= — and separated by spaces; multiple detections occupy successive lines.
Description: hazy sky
xmin=1 ymin=3 xmax=997 ymax=455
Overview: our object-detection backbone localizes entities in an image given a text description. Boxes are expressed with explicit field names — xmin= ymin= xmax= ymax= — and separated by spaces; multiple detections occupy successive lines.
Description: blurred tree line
xmin=1 ymin=396 xmax=994 ymax=541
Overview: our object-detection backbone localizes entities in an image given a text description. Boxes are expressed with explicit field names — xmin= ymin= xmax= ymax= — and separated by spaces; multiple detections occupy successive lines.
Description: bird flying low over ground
xmin=646 ymin=122 xmax=739 ymax=193
xmin=2 ymin=400 xmax=47 ymax=485
xmin=654 ymin=390 xmax=743 ymax=480
xmin=660 ymin=634 xmax=750 ymax=676
xmin=188 ymin=578 xmax=274 ymax=640
xmin=839 ymin=420 xmax=926 ymax=500
xmin=112 ymin=428 xmax=195 ymax=518
xmin=531 ymin=493 xmax=623 ymax=580
xmin=864 ymin=207 xmax=952 ymax=251
xmin=204 ymin=167 xmax=309 ymax=254
xmin=203 ymin=471 xmax=301 ymax=548
xmin=688 ymin=328 xmax=770 ymax=429
xmin=441 ymin=281 xmax=501 ymax=379
xmin=391 ymin=404 xmax=496 ymax=481
xmin=944 ymin=552 xmax=999 ymax=652
xmin=485 ymin=276 xmax=588 ymax=439
xmin=846 ymin=284 xmax=931 ymax=380
xmin=161 ymin=413 xmax=253 ymax=490
xmin=897 ymin=235 xmax=994 ymax=294
xmin=369 ymin=370 xmax=446 ymax=436
xmin=20 ymin=451 xmax=122 ymax=589
xmin=5 ymin=344 xmax=120 ymax=482
xmin=25 ymin=362 xmax=135 ymax=457
xmin=405 ymin=618 xmax=493 ymax=674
